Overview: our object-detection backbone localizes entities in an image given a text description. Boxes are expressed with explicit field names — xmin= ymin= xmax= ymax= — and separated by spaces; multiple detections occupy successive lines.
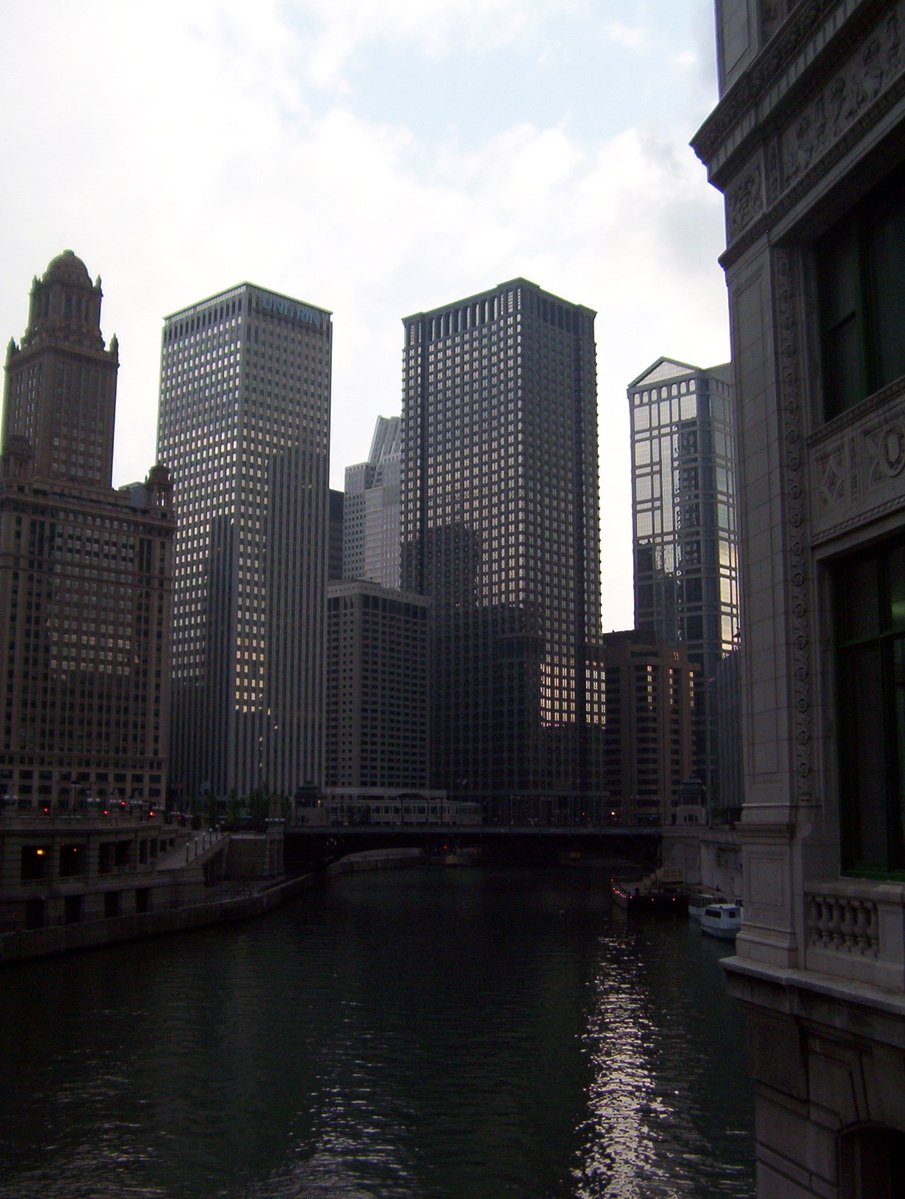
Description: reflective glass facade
xmin=158 ymin=284 xmax=331 ymax=802
xmin=401 ymin=279 xmax=604 ymax=820
xmin=629 ymin=358 xmax=738 ymax=803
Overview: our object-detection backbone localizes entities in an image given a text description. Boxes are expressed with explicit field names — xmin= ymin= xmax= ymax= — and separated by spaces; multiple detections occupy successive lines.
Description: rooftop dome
xmin=43 ymin=250 xmax=92 ymax=287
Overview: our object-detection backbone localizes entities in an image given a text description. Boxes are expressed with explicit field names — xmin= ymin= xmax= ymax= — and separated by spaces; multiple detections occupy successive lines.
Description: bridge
xmin=285 ymin=823 xmax=661 ymax=871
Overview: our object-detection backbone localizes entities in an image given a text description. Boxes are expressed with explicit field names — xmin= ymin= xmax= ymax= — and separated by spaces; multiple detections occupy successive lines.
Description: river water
xmin=0 ymin=865 xmax=754 ymax=1199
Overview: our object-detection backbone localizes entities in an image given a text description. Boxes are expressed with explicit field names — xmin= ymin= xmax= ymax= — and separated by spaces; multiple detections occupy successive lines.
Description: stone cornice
xmin=693 ymin=0 xmax=882 ymax=170
xmin=717 ymin=7 xmax=905 ymax=269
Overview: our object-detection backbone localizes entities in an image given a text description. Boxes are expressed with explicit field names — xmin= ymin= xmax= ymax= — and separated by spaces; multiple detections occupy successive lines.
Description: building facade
xmin=328 ymin=488 xmax=344 ymax=582
xmin=343 ymin=415 xmax=402 ymax=588
xmin=400 ymin=279 xmax=605 ymax=822
xmin=0 ymin=251 xmax=174 ymax=811
xmin=694 ymin=2 xmax=905 ymax=1193
xmin=628 ymin=357 xmax=739 ymax=806
xmin=325 ymin=579 xmax=431 ymax=803
xmin=158 ymin=283 xmax=331 ymax=803
xmin=598 ymin=630 xmax=696 ymax=826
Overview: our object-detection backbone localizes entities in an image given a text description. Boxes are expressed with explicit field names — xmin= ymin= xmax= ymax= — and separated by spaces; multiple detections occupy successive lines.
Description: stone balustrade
xmin=805 ymin=879 xmax=905 ymax=991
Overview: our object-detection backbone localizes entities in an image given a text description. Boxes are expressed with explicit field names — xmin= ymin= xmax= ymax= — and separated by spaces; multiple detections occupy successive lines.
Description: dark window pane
xmin=840 ymin=643 xmax=887 ymax=868
xmin=837 ymin=555 xmax=879 ymax=642
xmin=870 ymin=190 xmax=905 ymax=388
xmin=894 ymin=637 xmax=905 ymax=865
xmin=817 ymin=161 xmax=905 ymax=419
xmin=889 ymin=544 xmax=905 ymax=631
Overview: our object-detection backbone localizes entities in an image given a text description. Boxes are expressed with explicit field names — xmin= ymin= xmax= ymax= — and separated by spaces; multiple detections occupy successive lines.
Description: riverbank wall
xmin=0 ymin=872 xmax=319 ymax=965
xmin=0 ymin=847 xmax=426 ymax=966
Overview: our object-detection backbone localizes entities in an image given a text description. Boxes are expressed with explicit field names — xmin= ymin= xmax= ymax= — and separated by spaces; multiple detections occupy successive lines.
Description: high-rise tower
xmin=158 ymin=284 xmax=331 ymax=803
xmin=343 ymin=415 xmax=401 ymax=588
xmin=401 ymin=278 xmax=604 ymax=822
xmin=628 ymin=357 xmax=738 ymax=804
xmin=0 ymin=251 xmax=175 ymax=810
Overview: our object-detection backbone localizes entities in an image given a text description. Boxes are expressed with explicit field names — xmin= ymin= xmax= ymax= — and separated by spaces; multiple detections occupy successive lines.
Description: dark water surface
xmin=0 ymin=866 xmax=754 ymax=1198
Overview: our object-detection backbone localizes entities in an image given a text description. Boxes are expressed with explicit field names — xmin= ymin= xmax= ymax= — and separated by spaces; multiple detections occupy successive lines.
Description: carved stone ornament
xmin=866 ymin=414 xmax=905 ymax=487
xmin=782 ymin=6 xmax=904 ymax=187
xmin=728 ymin=164 xmax=764 ymax=238
xmin=774 ymin=247 xmax=813 ymax=800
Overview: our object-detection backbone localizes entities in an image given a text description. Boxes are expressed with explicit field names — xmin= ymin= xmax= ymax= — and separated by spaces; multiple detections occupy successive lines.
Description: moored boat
xmin=687 ymin=890 xmax=725 ymax=921
xmin=611 ymin=866 xmax=688 ymax=913
xmin=700 ymin=902 xmax=742 ymax=940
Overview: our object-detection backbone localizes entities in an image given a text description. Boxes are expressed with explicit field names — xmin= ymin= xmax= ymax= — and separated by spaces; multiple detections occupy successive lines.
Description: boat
xmin=687 ymin=889 xmax=725 ymax=922
xmin=700 ymin=902 xmax=742 ymax=940
xmin=611 ymin=866 xmax=688 ymax=913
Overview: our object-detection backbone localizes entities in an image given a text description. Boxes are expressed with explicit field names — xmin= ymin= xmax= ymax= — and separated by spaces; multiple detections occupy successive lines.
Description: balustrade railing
xmin=804 ymin=880 xmax=905 ymax=991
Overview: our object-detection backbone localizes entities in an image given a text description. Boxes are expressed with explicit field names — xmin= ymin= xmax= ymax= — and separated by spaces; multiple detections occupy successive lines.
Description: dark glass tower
xmin=401 ymin=279 xmax=604 ymax=822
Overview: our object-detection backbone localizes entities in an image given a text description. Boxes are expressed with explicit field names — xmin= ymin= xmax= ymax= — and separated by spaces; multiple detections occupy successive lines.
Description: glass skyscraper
xmin=343 ymin=415 xmax=401 ymax=588
xmin=401 ymin=278 xmax=605 ymax=822
xmin=628 ymin=357 xmax=738 ymax=804
xmin=158 ymin=283 xmax=332 ymax=804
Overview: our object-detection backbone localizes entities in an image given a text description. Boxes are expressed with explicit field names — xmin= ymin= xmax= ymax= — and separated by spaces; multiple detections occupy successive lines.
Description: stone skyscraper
xmin=158 ymin=283 xmax=331 ymax=803
xmin=0 ymin=251 xmax=174 ymax=810
xmin=694 ymin=0 xmax=905 ymax=1190
xmin=401 ymin=278 xmax=605 ymax=821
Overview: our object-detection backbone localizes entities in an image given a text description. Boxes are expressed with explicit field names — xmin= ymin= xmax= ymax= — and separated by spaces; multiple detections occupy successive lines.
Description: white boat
xmin=700 ymin=902 xmax=742 ymax=940
xmin=687 ymin=890 xmax=724 ymax=922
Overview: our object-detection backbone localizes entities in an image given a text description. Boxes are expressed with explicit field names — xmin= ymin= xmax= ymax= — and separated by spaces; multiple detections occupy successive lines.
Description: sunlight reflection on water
xmin=0 ymin=868 xmax=753 ymax=1199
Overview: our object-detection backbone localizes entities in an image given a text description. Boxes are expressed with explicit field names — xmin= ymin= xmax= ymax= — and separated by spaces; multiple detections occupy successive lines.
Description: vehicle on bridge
xmin=322 ymin=795 xmax=483 ymax=827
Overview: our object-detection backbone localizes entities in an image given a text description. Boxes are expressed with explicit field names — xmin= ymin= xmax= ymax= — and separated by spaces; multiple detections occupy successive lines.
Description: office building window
xmin=834 ymin=534 xmax=905 ymax=876
xmin=817 ymin=161 xmax=905 ymax=420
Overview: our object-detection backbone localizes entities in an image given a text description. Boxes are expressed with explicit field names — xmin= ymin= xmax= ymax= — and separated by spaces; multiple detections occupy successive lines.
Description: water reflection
xmin=575 ymin=916 xmax=753 ymax=1198
xmin=0 ymin=868 xmax=753 ymax=1198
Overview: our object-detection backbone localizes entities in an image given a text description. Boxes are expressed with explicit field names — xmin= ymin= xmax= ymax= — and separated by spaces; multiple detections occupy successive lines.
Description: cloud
xmin=604 ymin=22 xmax=649 ymax=49
xmin=0 ymin=0 xmax=726 ymax=631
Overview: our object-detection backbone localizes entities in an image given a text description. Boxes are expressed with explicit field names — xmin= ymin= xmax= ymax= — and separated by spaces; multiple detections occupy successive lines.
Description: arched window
xmin=839 ymin=1125 xmax=905 ymax=1197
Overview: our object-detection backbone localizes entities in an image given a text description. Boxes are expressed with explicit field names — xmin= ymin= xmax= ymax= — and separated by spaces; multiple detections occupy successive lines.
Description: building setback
xmin=400 ymin=278 xmax=605 ymax=822
xmin=0 ymin=251 xmax=174 ymax=809
xmin=628 ymin=357 xmax=739 ymax=806
xmin=694 ymin=1 xmax=905 ymax=1192
xmin=158 ymin=283 xmax=331 ymax=803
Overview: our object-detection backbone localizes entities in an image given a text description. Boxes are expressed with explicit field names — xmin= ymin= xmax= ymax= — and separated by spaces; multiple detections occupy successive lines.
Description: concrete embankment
xmin=0 ymin=847 xmax=424 ymax=965
xmin=0 ymin=872 xmax=319 ymax=966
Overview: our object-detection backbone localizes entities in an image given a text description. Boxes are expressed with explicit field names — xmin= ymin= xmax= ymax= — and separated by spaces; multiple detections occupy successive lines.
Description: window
xmin=817 ymin=162 xmax=905 ymax=419
xmin=834 ymin=535 xmax=905 ymax=876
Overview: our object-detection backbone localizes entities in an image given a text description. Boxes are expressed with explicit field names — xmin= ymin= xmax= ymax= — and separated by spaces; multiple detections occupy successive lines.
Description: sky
xmin=0 ymin=0 xmax=729 ymax=632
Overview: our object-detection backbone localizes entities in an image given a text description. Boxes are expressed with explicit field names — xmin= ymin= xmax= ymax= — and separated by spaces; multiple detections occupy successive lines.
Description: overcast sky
xmin=0 ymin=0 xmax=729 ymax=632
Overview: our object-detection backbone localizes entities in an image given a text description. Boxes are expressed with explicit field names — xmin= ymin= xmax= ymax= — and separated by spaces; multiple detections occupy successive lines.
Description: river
xmin=0 ymin=864 xmax=754 ymax=1198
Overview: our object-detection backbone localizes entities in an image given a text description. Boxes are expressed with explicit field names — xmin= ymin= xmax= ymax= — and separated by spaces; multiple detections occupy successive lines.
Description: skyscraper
xmin=158 ymin=283 xmax=331 ymax=803
xmin=343 ymin=415 xmax=401 ymax=588
xmin=401 ymin=278 xmax=604 ymax=822
xmin=628 ymin=357 xmax=738 ymax=804
xmin=0 ymin=251 xmax=174 ymax=809
xmin=599 ymin=629 xmax=695 ymax=825
xmin=325 ymin=578 xmax=430 ymax=797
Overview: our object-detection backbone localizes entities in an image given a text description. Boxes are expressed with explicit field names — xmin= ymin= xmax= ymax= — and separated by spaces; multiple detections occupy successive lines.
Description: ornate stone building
xmin=694 ymin=3 xmax=905 ymax=1194
xmin=0 ymin=252 xmax=174 ymax=811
